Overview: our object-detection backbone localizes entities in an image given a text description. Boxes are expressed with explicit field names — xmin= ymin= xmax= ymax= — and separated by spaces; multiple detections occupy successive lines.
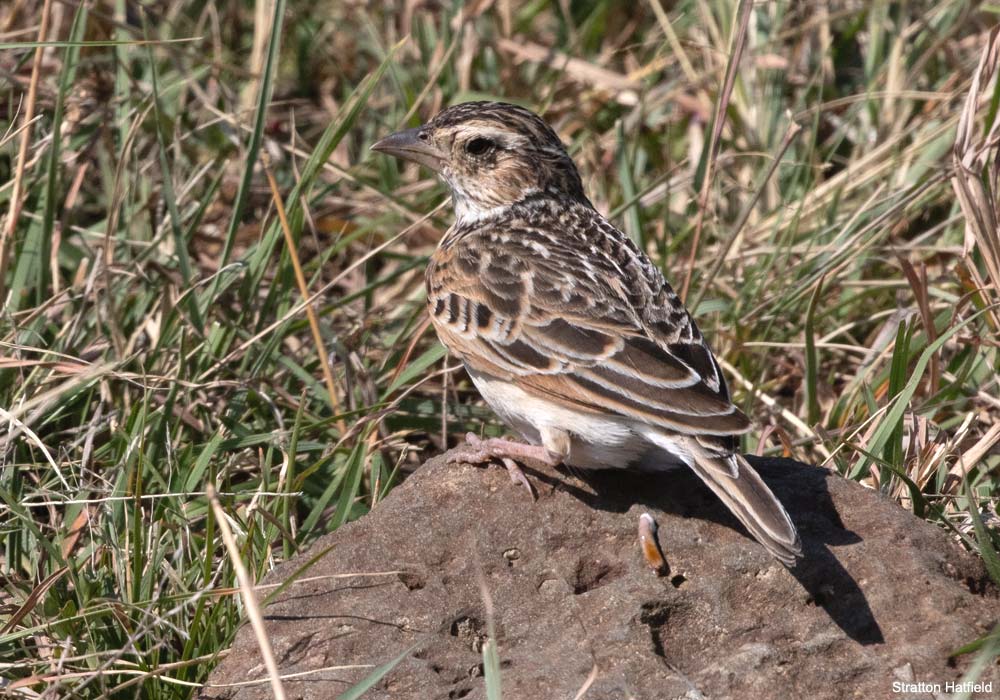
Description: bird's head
xmin=372 ymin=101 xmax=589 ymax=223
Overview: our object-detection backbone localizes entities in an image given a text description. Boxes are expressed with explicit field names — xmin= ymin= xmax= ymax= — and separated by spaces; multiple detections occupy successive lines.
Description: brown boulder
xmin=202 ymin=452 xmax=999 ymax=699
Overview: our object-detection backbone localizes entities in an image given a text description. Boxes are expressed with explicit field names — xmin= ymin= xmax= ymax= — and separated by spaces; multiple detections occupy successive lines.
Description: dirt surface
xmin=201 ymin=451 xmax=1000 ymax=700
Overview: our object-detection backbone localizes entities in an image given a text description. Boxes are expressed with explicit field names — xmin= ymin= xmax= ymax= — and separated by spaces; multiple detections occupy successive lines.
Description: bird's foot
xmin=447 ymin=433 xmax=562 ymax=499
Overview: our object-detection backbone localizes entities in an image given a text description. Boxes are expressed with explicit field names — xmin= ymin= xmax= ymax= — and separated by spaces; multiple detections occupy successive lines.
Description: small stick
xmin=638 ymin=513 xmax=668 ymax=575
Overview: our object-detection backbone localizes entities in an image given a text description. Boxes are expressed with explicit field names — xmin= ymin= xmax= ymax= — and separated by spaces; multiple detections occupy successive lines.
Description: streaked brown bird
xmin=372 ymin=101 xmax=801 ymax=565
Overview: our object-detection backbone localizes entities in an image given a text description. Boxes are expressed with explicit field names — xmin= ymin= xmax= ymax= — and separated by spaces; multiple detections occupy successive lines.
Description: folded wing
xmin=427 ymin=220 xmax=752 ymax=442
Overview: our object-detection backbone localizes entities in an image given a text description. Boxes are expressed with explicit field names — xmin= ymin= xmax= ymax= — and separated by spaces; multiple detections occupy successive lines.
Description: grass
xmin=1 ymin=0 xmax=999 ymax=696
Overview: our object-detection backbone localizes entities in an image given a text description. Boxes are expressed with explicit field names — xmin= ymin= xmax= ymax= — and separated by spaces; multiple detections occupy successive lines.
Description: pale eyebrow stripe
xmin=456 ymin=123 xmax=530 ymax=146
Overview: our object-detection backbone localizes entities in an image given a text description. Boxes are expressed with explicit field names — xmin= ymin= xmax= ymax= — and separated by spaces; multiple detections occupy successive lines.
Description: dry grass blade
xmin=262 ymin=154 xmax=347 ymax=436
xmin=0 ymin=566 xmax=67 ymax=635
xmin=202 ymin=663 xmax=375 ymax=689
xmin=244 ymin=0 xmax=275 ymax=112
xmin=689 ymin=119 xmax=802 ymax=312
xmin=207 ymin=484 xmax=287 ymax=700
xmin=0 ymin=405 xmax=71 ymax=489
xmin=571 ymin=663 xmax=600 ymax=700
xmin=897 ymin=255 xmax=940 ymax=395
xmin=386 ymin=314 xmax=433 ymax=389
xmin=495 ymin=37 xmax=640 ymax=105
xmin=717 ymin=356 xmax=828 ymax=460
xmin=952 ymin=26 xmax=1000 ymax=322
xmin=679 ymin=0 xmax=752 ymax=302
xmin=0 ymin=0 xmax=52 ymax=306
xmin=947 ymin=422 xmax=1000 ymax=490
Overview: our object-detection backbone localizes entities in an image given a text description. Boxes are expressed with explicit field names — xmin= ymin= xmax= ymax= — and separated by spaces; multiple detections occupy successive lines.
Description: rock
xmin=201 ymin=452 xmax=1000 ymax=700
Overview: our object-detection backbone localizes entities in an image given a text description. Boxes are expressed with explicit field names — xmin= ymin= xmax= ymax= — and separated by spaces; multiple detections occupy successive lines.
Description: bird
xmin=371 ymin=101 xmax=802 ymax=565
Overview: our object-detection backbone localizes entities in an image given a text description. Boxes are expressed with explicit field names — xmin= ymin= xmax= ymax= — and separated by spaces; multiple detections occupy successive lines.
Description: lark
xmin=372 ymin=102 xmax=801 ymax=565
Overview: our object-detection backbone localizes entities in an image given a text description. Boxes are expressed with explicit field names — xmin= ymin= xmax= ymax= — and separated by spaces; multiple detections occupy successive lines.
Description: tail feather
xmin=645 ymin=431 xmax=802 ymax=565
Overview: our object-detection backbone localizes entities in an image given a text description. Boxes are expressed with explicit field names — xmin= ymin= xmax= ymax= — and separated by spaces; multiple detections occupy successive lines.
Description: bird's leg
xmin=447 ymin=433 xmax=564 ymax=499
xmin=448 ymin=432 xmax=564 ymax=466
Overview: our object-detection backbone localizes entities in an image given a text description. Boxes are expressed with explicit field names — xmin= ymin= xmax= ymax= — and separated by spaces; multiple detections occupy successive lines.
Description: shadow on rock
xmin=544 ymin=455 xmax=885 ymax=646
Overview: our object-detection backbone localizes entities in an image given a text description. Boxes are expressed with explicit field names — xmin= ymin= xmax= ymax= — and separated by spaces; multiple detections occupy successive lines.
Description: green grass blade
xmin=335 ymin=642 xmax=421 ymax=700
xmin=803 ymin=276 xmax=824 ymax=426
xmin=882 ymin=319 xmax=913 ymax=479
xmin=185 ymin=429 xmax=225 ymax=493
xmin=483 ymin=637 xmax=503 ymax=700
xmin=851 ymin=308 xmax=988 ymax=479
xmin=145 ymin=24 xmax=204 ymax=332
xmin=206 ymin=0 xmax=287 ymax=302
xmin=384 ymin=343 xmax=446 ymax=396
xmin=38 ymin=2 xmax=87 ymax=302
xmin=965 ymin=477 xmax=1000 ymax=587
xmin=240 ymin=38 xmax=405 ymax=294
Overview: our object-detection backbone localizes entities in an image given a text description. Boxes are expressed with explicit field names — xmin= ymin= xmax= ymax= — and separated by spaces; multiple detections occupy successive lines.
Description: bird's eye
xmin=465 ymin=137 xmax=495 ymax=156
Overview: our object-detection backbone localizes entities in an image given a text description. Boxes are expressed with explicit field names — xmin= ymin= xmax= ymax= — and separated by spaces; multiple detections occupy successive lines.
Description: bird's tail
xmin=649 ymin=433 xmax=802 ymax=565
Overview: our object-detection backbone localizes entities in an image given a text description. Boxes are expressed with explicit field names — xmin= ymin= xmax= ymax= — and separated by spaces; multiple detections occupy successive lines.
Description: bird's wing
xmin=426 ymin=212 xmax=751 ymax=442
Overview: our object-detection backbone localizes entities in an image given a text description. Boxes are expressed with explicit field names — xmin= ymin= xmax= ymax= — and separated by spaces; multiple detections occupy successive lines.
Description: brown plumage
xmin=372 ymin=101 xmax=801 ymax=565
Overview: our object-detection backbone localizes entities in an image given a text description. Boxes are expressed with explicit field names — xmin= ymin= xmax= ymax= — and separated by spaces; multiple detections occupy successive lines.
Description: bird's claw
xmin=501 ymin=457 xmax=537 ymax=500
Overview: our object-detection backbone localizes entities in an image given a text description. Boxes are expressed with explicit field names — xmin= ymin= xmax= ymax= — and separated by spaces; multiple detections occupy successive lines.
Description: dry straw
xmin=952 ymin=26 xmax=1000 ymax=329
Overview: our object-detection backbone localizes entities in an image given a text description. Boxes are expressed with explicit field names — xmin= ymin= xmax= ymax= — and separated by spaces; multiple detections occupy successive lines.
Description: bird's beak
xmin=370 ymin=126 xmax=445 ymax=172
